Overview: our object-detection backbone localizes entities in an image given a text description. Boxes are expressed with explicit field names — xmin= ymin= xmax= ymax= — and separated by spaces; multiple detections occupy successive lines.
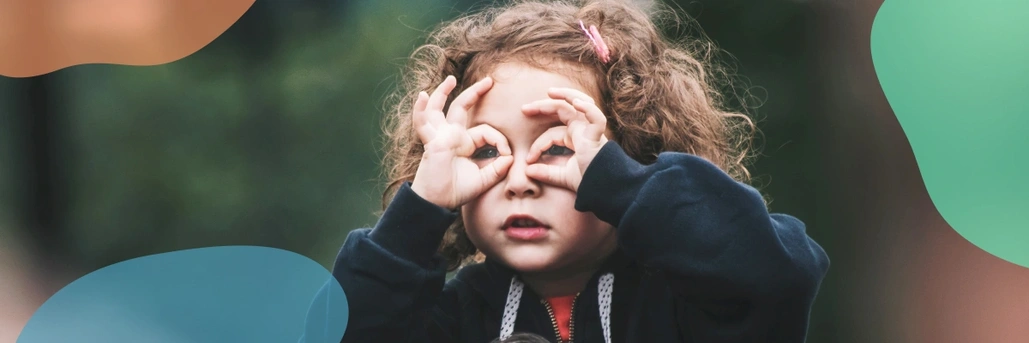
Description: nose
xmin=503 ymin=155 xmax=541 ymax=198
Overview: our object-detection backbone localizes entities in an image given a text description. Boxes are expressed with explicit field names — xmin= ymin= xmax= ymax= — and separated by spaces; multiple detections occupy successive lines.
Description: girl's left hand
xmin=521 ymin=87 xmax=609 ymax=192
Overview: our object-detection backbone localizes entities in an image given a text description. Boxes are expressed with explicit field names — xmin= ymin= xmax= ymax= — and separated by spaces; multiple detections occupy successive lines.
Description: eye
xmin=472 ymin=145 xmax=500 ymax=159
xmin=543 ymin=145 xmax=574 ymax=156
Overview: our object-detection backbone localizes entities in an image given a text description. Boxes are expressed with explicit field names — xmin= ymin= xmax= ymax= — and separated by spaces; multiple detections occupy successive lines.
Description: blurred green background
xmin=5 ymin=0 xmax=1025 ymax=342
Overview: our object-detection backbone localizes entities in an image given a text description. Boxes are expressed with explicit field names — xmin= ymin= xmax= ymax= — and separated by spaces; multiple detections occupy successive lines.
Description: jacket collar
xmin=465 ymin=248 xmax=636 ymax=312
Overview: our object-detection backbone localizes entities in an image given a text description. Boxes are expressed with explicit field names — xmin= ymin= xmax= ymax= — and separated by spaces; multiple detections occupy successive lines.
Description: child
xmin=329 ymin=0 xmax=829 ymax=342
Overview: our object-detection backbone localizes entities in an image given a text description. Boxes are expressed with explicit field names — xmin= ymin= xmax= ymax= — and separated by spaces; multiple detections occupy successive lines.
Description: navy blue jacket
xmin=327 ymin=141 xmax=829 ymax=343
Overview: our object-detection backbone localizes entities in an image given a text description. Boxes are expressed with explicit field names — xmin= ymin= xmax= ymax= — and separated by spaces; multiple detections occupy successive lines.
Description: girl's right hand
xmin=410 ymin=75 xmax=514 ymax=210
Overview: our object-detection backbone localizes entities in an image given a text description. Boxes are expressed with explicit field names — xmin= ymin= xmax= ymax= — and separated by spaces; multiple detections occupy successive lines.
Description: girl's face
xmin=460 ymin=62 xmax=618 ymax=275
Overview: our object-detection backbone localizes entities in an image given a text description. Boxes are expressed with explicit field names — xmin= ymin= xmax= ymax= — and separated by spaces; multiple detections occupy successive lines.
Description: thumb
xmin=479 ymin=156 xmax=514 ymax=188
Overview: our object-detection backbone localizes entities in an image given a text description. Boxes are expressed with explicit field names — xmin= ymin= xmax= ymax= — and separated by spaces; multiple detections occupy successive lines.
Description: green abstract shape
xmin=871 ymin=0 xmax=1029 ymax=268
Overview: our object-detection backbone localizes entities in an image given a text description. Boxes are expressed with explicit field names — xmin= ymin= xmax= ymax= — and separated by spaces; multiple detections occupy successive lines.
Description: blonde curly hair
xmin=378 ymin=0 xmax=760 ymax=271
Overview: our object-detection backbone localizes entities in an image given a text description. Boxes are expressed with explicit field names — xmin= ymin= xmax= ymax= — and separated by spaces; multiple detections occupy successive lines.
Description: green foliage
xmin=56 ymin=0 xmax=457 ymax=269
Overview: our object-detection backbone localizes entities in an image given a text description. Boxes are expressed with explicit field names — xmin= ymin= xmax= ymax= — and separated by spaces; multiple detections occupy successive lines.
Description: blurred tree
xmin=16 ymin=73 xmax=74 ymax=275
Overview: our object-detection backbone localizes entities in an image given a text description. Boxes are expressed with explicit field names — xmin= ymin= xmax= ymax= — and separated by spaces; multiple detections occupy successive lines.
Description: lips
xmin=502 ymin=212 xmax=551 ymax=238
xmin=502 ymin=215 xmax=550 ymax=241
xmin=502 ymin=214 xmax=549 ymax=230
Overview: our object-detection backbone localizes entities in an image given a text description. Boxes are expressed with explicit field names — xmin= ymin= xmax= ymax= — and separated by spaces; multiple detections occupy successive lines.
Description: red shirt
xmin=545 ymin=295 xmax=576 ymax=342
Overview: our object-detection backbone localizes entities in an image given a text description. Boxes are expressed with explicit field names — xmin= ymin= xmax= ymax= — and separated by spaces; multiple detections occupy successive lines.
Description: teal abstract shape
xmin=17 ymin=246 xmax=349 ymax=343
xmin=871 ymin=0 xmax=1029 ymax=268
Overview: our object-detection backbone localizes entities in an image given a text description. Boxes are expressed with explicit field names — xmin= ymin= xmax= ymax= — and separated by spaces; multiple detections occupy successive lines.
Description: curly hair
xmin=378 ymin=0 xmax=760 ymax=272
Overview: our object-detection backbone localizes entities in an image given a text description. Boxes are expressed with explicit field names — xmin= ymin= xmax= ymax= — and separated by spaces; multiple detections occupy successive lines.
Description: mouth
xmin=502 ymin=215 xmax=550 ymax=241
xmin=502 ymin=214 xmax=550 ymax=230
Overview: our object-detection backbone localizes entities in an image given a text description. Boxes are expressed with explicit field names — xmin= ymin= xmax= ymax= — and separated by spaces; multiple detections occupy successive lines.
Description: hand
xmin=521 ymin=87 xmax=609 ymax=192
xmin=410 ymin=75 xmax=514 ymax=210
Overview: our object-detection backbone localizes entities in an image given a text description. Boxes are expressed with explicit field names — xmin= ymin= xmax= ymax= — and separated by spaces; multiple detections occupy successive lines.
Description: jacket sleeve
xmin=575 ymin=141 xmax=830 ymax=342
xmin=307 ymin=182 xmax=462 ymax=343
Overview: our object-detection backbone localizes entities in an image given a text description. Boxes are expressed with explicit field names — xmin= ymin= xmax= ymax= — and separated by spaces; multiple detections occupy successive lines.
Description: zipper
xmin=540 ymin=292 xmax=580 ymax=343
xmin=569 ymin=293 xmax=579 ymax=342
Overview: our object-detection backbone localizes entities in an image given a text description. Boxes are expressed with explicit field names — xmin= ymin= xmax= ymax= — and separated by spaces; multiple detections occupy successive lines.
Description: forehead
xmin=469 ymin=62 xmax=597 ymax=137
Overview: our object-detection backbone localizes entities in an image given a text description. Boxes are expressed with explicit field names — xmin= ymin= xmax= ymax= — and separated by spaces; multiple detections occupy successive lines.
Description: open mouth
xmin=502 ymin=214 xmax=549 ymax=230
xmin=502 ymin=215 xmax=550 ymax=241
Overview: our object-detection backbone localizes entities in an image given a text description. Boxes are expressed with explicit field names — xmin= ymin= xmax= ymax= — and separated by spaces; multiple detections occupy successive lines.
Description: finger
xmin=426 ymin=76 xmax=457 ymax=121
xmin=415 ymin=123 xmax=437 ymax=144
xmin=412 ymin=92 xmax=436 ymax=143
xmin=548 ymin=87 xmax=607 ymax=134
xmin=570 ymin=98 xmax=608 ymax=141
xmin=526 ymin=126 xmax=569 ymax=164
xmin=466 ymin=124 xmax=512 ymax=156
xmin=448 ymin=76 xmax=494 ymax=126
xmin=521 ymin=99 xmax=581 ymax=124
xmin=525 ymin=163 xmax=577 ymax=191
xmin=480 ymin=155 xmax=514 ymax=189
xmin=413 ymin=91 xmax=429 ymax=114
xmin=547 ymin=87 xmax=596 ymax=106
xmin=412 ymin=91 xmax=429 ymax=130
xmin=568 ymin=119 xmax=589 ymax=142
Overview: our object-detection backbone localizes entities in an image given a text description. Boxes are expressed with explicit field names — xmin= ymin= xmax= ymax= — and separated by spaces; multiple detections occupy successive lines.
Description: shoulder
xmin=446 ymin=262 xmax=493 ymax=293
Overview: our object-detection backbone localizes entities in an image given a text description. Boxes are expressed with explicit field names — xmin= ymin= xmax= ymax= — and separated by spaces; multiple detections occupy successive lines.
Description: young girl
xmin=329 ymin=1 xmax=829 ymax=342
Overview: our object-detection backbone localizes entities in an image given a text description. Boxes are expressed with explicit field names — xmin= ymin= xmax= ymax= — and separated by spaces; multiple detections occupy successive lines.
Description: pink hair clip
xmin=579 ymin=20 xmax=610 ymax=64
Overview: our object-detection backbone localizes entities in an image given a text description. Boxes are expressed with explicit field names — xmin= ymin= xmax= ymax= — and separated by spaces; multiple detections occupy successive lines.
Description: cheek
xmin=558 ymin=212 xmax=613 ymax=237
xmin=459 ymin=195 xmax=492 ymax=240
xmin=458 ymin=181 xmax=509 ymax=222
xmin=545 ymin=191 xmax=614 ymax=235
xmin=545 ymin=192 xmax=612 ymax=231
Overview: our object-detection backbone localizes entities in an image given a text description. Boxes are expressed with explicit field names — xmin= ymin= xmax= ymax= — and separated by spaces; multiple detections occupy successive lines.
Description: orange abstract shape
xmin=0 ymin=0 xmax=254 ymax=78
xmin=907 ymin=216 xmax=1029 ymax=343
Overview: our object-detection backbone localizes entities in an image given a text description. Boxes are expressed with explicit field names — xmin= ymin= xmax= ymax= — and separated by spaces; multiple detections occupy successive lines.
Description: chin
xmin=495 ymin=246 xmax=562 ymax=272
